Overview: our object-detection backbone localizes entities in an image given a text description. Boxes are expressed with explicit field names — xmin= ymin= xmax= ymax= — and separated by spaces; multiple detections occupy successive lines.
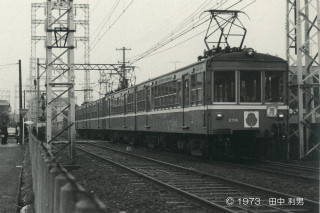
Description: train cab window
xmin=240 ymin=71 xmax=261 ymax=103
xmin=190 ymin=73 xmax=203 ymax=106
xmin=214 ymin=71 xmax=236 ymax=102
xmin=265 ymin=71 xmax=284 ymax=103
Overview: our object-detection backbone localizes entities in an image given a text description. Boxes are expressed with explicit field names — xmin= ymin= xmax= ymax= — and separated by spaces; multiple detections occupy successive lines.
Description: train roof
xmin=209 ymin=51 xmax=287 ymax=62
xmin=136 ymin=60 xmax=206 ymax=86
xmin=208 ymin=51 xmax=287 ymax=71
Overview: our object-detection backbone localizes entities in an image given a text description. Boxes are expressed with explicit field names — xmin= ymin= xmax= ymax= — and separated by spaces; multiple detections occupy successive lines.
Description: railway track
xmin=76 ymin=142 xmax=319 ymax=213
xmin=216 ymin=160 xmax=319 ymax=182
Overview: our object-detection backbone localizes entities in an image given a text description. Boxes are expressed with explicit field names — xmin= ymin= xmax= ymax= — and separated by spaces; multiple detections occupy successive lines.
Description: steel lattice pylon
xmin=30 ymin=2 xmax=89 ymax=124
xmin=81 ymin=5 xmax=91 ymax=103
xmin=286 ymin=0 xmax=320 ymax=159
xmin=46 ymin=0 xmax=76 ymax=163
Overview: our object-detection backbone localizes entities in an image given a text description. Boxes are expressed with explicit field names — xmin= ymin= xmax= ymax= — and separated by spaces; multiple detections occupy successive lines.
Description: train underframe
xmin=77 ymin=126 xmax=286 ymax=160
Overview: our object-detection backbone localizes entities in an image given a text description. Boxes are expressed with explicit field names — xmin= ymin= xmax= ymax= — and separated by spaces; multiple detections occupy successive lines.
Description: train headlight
xmin=278 ymin=113 xmax=284 ymax=118
xmin=243 ymin=47 xmax=255 ymax=56
xmin=216 ymin=113 xmax=223 ymax=120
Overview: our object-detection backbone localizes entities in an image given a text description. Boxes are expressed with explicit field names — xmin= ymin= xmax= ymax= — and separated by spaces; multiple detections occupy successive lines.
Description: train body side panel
xmin=135 ymin=109 xmax=207 ymax=135
xmin=108 ymin=116 xmax=128 ymax=131
xmin=146 ymin=111 xmax=182 ymax=133
xmin=90 ymin=118 xmax=99 ymax=130
xmin=125 ymin=114 xmax=135 ymax=131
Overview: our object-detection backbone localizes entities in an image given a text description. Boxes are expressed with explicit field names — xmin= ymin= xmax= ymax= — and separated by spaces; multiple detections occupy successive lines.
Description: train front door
xmin=182 ymin=75 xmax=189 ymax=128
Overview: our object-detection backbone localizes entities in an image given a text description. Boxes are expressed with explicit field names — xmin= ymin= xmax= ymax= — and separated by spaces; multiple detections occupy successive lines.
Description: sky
xmin=0 ymin=0 xmax=286 ymax=108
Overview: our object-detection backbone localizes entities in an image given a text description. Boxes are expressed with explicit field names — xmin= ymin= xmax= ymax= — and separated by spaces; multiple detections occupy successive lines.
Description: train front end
xmin=206 ymin=50 xmax=288 ymax=159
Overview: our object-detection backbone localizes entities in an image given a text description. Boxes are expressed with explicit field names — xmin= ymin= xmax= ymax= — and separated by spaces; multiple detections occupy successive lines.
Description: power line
xmin=96 ymin=0 xmax=134 ymax=44
xmin=129 ymin=0 xmax=230 ymax=64
xmin=90 ymin=0 xmax=121 ymax=49
xmin=130 ymin=17 xmax=211 ymax=64
xmin=78 ymin=0 xmax=134 ymax=63
xmin=129 ymin=0 xmax=256 ymax=65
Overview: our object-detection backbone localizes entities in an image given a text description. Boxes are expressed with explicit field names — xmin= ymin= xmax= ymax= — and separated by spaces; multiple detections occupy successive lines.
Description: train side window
xmin=126 ymin=93 xmax=134 ymax=113
xmin=146 ymin=87 xmax=151 ymax=111
xmin=190 ymin=73 xmax=203 ymax=106
xmin=111 ymin=98 xmax=117 ymax=115
xmin=265 ymin=71 xmax=284 ymax=103
xmin=176 ymin=81 xmax=182 ymax=107
xmin=137 ymin=90 xmax=145 ymax=112
xmin=240 ymin=71 xmax=261 ymax=103
xmin=153 ymin=86 xmax=159 ymax=109
xmin=120 ymin=95 xmax=124 ymax=114
xmin=213 ymin=71 xmax=236 ymax=102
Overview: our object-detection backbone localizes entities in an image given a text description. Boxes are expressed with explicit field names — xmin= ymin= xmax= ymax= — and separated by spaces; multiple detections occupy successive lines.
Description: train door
xmin=102 ymin=98 xmax=106 ymax=129
xmin=182 ymin=75 xmax=190 ymax=127
xmin=123 ymin=93 xmax=127 ymax=127
xmin=108 ymin=98 xmax=111 ymax=128
xmin=85 ymin=105 xmax=88 ymax=130
xmin=98 ymin=101 xmax=100 ymax=129
xmin=145 ymin=86 xmax=151 ymax=127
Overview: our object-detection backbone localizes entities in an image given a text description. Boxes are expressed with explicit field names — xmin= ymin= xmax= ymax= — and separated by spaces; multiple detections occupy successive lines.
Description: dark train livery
xmin=75 ymin=49 xmax=288 ymax=158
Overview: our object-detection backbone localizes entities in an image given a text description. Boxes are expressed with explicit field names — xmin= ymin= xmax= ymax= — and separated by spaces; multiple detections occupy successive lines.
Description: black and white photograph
xmin=0 ymin=0 xmax=319 ymax=212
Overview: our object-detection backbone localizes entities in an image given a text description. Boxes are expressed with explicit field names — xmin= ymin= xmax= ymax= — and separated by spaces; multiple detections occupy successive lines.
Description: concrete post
xmin=40 ymin=154 xmax=48 ymax=213
xmin=54 ymin=173 xmax=68 ymax=213
xmin=60 ymin=181 xmax=84 ymax=213
xmin=48 ymin=165 xmax=60 ymax=213
xmin=75 ymin=197 xmax=106 ymax=213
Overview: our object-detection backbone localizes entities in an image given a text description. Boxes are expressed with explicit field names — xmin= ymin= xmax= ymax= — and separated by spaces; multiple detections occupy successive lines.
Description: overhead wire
xmin=239 ymin=0 xmax=256 ymax=10
xmin=95 ymin=0 xmax=134 ymax=43
xmin=90 ymin=0 xmax=121 ymax=49
xmin=155 ymin=0 xmax=213 ymax=44
xmin=129 ymin=0 xmax=231 ymax=64
xmin=129 ymin=17 xmax=211 ymax=64
xmin=148 ymin=0 xmax=218 ymax=49
xmin=78 ymin=0 xmax=134 ymax=63
xmin=128 ymin=1 xmax=205 ymax=46
xmin=129 ymin=0 xmax=257 ymax=65
xmin=129 ymin=4 xmax=217 ymax=62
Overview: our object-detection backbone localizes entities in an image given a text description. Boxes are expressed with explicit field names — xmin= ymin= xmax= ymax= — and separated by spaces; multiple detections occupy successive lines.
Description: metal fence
xmin=29 ymin=135 xmax=105 ymax=213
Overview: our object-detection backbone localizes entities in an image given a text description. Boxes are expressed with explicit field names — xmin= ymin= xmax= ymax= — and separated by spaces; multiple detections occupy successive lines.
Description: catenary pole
xmin=19 ymin=60 xmax=23 ymax=144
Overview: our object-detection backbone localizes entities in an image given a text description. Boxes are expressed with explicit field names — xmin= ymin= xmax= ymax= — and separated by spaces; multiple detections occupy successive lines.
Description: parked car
xmin=7 ymin=127 xmax=16 ymax=138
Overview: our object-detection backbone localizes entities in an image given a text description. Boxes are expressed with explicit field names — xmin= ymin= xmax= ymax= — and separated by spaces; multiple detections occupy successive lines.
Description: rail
xmin=78 ymin=143 xmax=319 ymax=212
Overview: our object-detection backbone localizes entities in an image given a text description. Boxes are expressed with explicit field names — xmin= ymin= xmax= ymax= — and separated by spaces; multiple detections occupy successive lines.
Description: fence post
xmin=75 ymin=196 xmax=106 ymax=213
xmin=54 ymin=173 xmax=68 ymax=213
xmin=48 ymin=165 xmax=60 ymax=213
xmin=60 ymin=181 xmax=85 ymax=213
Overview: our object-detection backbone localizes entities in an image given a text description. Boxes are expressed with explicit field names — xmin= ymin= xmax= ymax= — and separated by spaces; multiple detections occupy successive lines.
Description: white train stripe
xmin=75 ymin=105 xmax=288 ymax=123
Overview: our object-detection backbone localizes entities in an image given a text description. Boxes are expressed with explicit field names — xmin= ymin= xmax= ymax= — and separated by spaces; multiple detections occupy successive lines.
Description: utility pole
xmin=18 ymin=60 xmax=23 ymax=145
xmin=116 ymin=47 xmax=131 ymax=89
